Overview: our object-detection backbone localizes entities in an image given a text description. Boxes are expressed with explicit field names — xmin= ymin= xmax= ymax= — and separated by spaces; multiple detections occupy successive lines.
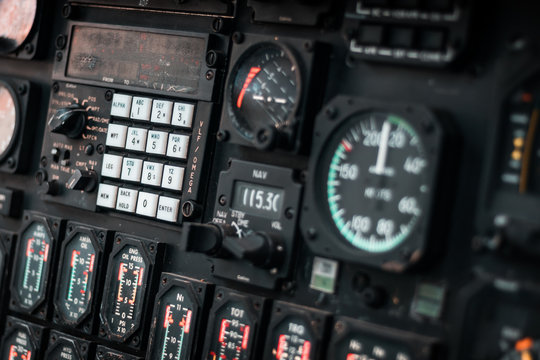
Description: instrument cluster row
xmin=0 ymin=212 xmax=433 ymax=360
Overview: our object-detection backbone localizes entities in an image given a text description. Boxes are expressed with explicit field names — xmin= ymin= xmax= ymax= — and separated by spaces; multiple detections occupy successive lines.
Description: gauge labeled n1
xmin=301 ymin=96 xmax=449 ymax=272
xmin=147 ymin=273 xmax=212 ymax=360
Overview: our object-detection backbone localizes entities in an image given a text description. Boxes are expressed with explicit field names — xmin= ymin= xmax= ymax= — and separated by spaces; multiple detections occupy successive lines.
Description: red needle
xmin=237 ymin=67 xmax=261 ymax=109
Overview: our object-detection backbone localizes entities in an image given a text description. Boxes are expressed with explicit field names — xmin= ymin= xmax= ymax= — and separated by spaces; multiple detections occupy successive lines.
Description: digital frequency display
xmin=67 ymin=26 xmax=206 ymax=94
xmin=232 ymin=181 xmax=284 ymax=220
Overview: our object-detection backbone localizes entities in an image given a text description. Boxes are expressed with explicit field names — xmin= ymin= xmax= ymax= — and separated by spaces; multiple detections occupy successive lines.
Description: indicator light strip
xmin=519 ymin=108 xmax=539 ymax=193
xmin=242 ymin=325 xmax=250 ymax=350
xmin=301 ymin=340 xmax=311 ymax=360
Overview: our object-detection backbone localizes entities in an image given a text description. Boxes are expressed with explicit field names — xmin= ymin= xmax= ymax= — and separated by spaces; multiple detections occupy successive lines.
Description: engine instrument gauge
xmin=100 ymin=235 xmax=162 ymax=348
xmin=301 ymin=98 xmax=444 ymax=270
xmin=54 ymin=224 xmax=107 ymax=331
xmin=148 ymin=274 xmax=210 ymax=360
xmin=0 ymin=83 xmax=18 ymax=161
xmin=0 ymin=0 xmax=37 ymax=54
xmin=12 ymin=221 xmax=53 ymax=311
xmin=227 ymin=43 xmax=301 ymax=147
xmin=204 ymin=288 xmax=265 ymax=360
xmin=264 ymin=302 xmax=328 ymax=360
xmin=0 ymin=317 xmax=45 ymax=360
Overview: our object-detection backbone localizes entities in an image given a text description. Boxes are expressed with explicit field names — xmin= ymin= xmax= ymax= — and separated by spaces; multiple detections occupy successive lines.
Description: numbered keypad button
xmin=130 ymin=96 xmax=152 ymax=121
xmin=151 ymin=100 xmax=173 ymax=125
xmin=166 ymin=134 xmax=190 ymax=159
xmin=136 ymin=192 xmax=159 ymax=217
xmin=161 ymin=165 xmax=184 ymax=191
xmin=125 ymin=127 xmax=148 ymax=152
xmin=146 ymin=130 xmax=168 ymax=155
xmin=141 ymin=161 xmax=164 ymax=187
xmin=171 ymin=102 xmax=195 ymax=128
xmin=121 ymin=158 xmax=143 ymax=182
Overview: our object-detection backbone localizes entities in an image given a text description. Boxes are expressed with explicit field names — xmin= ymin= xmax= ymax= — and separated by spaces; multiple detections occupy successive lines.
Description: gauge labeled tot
xmin=301 ymin=97 xmax=447 ymax=271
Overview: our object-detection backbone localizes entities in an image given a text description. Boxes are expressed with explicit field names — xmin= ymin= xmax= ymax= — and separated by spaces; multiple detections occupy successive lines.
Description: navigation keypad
xmin=97 ymin=93 xmax=195 ymax=223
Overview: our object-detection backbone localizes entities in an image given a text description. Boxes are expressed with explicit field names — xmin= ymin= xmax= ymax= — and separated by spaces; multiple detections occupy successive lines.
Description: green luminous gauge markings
xmin=326 ymin=113 xmax=429 ymax=253
xmin=16 ymin=222 xmax=52 ymax=309
xmin=56 ymin=232 xmax=97 ymax=324
xmin=151 ymin=287 xmax=196 ymax=360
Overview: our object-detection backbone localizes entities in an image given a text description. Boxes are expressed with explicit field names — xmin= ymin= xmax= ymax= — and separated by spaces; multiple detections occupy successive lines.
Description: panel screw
xmin=96 ymin=144 xmax=105 ymax=154
xmin=304 ymin=41 xmax=313 ymax=52
xmin=307 ymin=228 xmax=317 ymax=240
xmin=62 ymin=3 xmax=72 ymax=18
xmin=216 ymin=130 xmax=229 ymax=142
xmin=232 ymin=32 xmax=244 ymax=44
xmin=55 ymin=51 xmax=63 ymax=62
xmin=182 ymin=200 xmax=201 ymax=219
xmin=212 ymin=18 xmax=224 ymax=33
xmin=52 ymin=82 xmax=60 ymax=93
xmin=218 ymin=195 xmax=227 ymax=206
xmin=40 ymin=156 xmax=48 ymax=167
xmin=325 ymin=106 xmax=337 ymax=119
xmin=24 ymin=43 xmax=34 ymax=54
xmin=285 ymin=207 xmax=294 ymax=219
xmin=205 ymin=70 xmax=214 ymax=80
xmin=6 ymin=157 xmax=16 ymax=168
xmin=17 ymin=84 xmax=27 ymax=95
xmin=55 ymin=35 xmax=67 ymax=50
xmin=104 ymin=90 xmax=113 ymax=101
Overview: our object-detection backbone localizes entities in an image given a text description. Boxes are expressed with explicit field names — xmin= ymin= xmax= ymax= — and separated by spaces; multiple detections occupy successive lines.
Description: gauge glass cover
xmin=56 ymin=232 xmax=97 ymax=324
xmin=15 ymin=221 xmax=52 ymax=309
xmin=3 ymin=329 xmax=35 ymax=360
xmin=229 ymin=43 xmax=300 ymax=141
xmin=271 ymin=317 xmax=314 ymax=360
xmin=0 ymin=0 xmax=37 ymax=54
xmin=325 ymin=112 xmax=429 ymax=253
xmin=0 ymin=84 xmax=18 ymax=160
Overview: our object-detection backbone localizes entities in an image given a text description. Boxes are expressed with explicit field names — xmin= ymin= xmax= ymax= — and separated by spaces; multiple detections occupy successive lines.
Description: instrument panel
xmin=0 ymin=0 xmax=539 ymax=359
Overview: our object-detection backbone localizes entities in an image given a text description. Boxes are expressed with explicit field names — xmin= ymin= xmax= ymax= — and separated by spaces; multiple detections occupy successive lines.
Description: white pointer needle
xmin=374 ymin=121 xmax=391 ymax=175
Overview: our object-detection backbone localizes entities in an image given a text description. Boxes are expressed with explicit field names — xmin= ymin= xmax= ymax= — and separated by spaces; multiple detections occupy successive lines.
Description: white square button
xmin=151 ymin=100 xmax=173 ymax=125
xmin=157 ymin=196 xmax=180 ymax=222
xmin=106 ymin=123 xmax=128 ymax=148
xmin=96 ymin=183 xmax=118 ymax=208
xmin=166 ymin=134 xmax=190 ymax=159
xmin=110 ymin=94 xmax=132 ymax=118
xmin=141 ymin=161 xmax=164 ymax=187
xmin=101 ymin=154 xmax=123 ymax=179
xmin=125 ymin=127 xmax=148 ymax=152
xmin=161 ymin=165 xmax=185 ymax=191
xmin=171 ymin=102 xmax=195 ymax=128
xmin=146 ymin=130 xmax=168 ymax=156
xmin=136 ymin=192 xmax=159 ymax=217
xmin=116 ymin=188 xmax=138 ymax=213
xmin=121 ymin=157 xmax=143 ymax=182
xmin=130 ymin=96 xmax=152 ymax=121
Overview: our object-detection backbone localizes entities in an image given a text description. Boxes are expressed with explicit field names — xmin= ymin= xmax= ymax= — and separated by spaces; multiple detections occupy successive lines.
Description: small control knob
xmin=183 ymin=223 xmax=284 ymax=269
xmin=66 ymin=169 xmax=97 ymax=192
xmin=49 ymin=104 xmax=87 ymax=139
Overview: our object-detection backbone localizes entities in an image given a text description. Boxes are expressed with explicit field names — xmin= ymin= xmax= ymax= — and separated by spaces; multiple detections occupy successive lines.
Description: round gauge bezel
xmin=54 ymin=226 xmax=101 ymax=327
xmin=0 ymin=80 xmax=20 ymax=163
xmin=301 ymin=97 xmax=444 ymax=271
xmin=319 ymin=111 xmax=430 ymax=254
xmin=0 ymin=0 xmax=38 ymax=55
xmin=226 ymin=42 xmax=303 ymax=143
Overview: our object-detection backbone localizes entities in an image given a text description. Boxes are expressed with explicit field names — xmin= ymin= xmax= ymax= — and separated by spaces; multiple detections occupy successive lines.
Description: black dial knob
xmin=183 ymin=223 xmax=284 ymax=269
xmin=49 ymin=104 xmax=87 ymax=139
xmin=66 ymin=169 xmax=97 ymax=192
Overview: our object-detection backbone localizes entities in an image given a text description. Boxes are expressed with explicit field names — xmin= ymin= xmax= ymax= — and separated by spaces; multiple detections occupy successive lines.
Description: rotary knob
xmin=49 ymin=104 xmax=87 ymax=139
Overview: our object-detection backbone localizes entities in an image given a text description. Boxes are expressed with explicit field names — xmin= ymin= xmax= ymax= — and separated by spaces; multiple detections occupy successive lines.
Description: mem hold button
xmin=0 ymin=187 xmax=22 ymax=217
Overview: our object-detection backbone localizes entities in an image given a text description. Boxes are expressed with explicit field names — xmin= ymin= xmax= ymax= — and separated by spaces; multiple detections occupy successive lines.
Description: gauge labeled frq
xmin=147 ymin=274 xmax=211 ymax=360
xmin=0 ymin=316 xmax=46 ymax=360
xmin=263 ymin=301 xmax=329 ymax=360
xmin=301 ymin=97 xmax=446 ymax=271
xmin=10 ymin=213 xmax=63 ymax=318
xmin=202 ymin=287 xmax=266 ymax=360
xmin=53 ymin=223 xmax=108 ymax=333
xmin=99 ymin=234 xmax=163 ymax=349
